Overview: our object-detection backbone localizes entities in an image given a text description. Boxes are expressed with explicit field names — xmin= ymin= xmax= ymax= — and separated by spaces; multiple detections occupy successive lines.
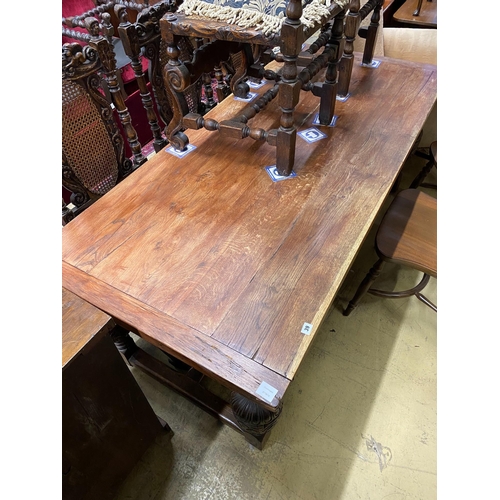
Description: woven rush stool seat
xmin=160 ymin=0 xmax=352 ymax=175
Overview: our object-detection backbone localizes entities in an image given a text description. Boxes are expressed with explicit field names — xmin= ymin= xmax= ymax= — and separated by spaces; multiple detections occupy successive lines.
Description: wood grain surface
xmin=63 ymin=53 xmax=436 ymax=404
xmin=62 ymin=287 xmax=114 ymax=369
xmin=376 ymin=189 xmax=437 ymax=276
xmin=393 ymin=0 xmax=437 ymax=27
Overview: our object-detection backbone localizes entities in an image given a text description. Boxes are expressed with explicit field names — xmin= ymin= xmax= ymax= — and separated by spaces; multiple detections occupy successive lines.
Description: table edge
xmin=62 ymin=261 xmax=290 ymax=409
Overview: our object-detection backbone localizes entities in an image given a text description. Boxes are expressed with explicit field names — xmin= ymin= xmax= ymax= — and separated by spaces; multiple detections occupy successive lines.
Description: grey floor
xmin=113 ymin=112 xmax=437 ymax=500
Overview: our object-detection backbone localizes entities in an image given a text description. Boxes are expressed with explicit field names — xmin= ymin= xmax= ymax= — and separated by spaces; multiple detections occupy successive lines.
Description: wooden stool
xmin=159 ymin=0 xmax=385 ymax=175
xmin=344 ymin=189 xmax=436 ymax=316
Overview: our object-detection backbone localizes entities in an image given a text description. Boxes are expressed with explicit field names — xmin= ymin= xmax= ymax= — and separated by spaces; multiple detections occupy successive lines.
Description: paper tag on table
xmin=298 ymin=127 xmax=327 ymax=143
xmin=234 ymin=92 xmax=258 ymax=102
xmin=165 ymin=144 xmax=196 ymax=158
xmin=256 ymin=381 xmax=278 ymax=403
xmin=265 ymin=165 xmax=297 ymax=182
xmin=301 ymin=322 xmax=313 ymax=335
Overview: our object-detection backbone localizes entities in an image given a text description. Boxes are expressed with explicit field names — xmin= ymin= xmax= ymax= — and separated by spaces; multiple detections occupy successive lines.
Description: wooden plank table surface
xmin=393 ymin=0 xmax=437 ymax=27
xmin=62 ymin=53 xmax=437 ymax=447
xmin=62 ymin=287 xmax=115 ymax=369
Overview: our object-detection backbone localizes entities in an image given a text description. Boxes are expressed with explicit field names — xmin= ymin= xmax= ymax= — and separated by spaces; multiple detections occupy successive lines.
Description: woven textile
xmin=62 ymin=79 xmax=119 ymax=195
xmin=195 ymin=0 xmax=351 ymax=15
xmin=196 ymin=0 xmax=288 ymax=17
xmin=179 ymin=0 xmax=350 ymax=35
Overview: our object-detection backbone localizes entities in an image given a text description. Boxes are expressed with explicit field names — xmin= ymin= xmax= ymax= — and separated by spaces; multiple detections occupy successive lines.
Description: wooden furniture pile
xmin=63 ymin=49 xmax=437 ymax=448
xmin=62 ymin=0 xmax=251 ymax=222
xmin=62 ymin=0 xmax=436 ymax=457
xmin=62 ymin=0 xmax=386 ymax=222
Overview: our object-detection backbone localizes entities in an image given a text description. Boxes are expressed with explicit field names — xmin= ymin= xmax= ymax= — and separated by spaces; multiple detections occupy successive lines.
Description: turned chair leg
xmin=413 ymin=0 xmax=424 ymax=16
xmin=410 ymin=142 xmax=437 ymax=189
xmin=344 ymin=258 xmax=385 ymax=316
xmin=410 ymin=157 xmax=435 ymax=189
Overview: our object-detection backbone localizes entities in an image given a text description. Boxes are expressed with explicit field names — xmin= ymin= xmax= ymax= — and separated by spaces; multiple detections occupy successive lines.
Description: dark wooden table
xmin=62 ymin=53 xmax=437 ymax=448
xmin=62 ymin=288 xmax=170 ymax=499
xmin=393 ymin=0 xmax=437 ymax=27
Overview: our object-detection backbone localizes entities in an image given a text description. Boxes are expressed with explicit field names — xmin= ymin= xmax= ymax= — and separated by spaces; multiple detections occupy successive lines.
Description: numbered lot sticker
xmin=248 ymin=80 xmax=265 ymax=89
xmin=234 ymin=92 xmax=258 ymax=102
xmin=336 ymin=93 xmax=350 ymax=102
xmin=165 ymin=144 xmax=196 ymax=158
xmin=265 ymin=165 xmax=297 ymax=182
xmin=361 ymin=59 xmax=381 ymax=68
xmin=301 ymin=322 xmax=313 ymax=335
xmin=256 ymin=381 xmax=279 ymax=403
xmin=312 ymin=114 xmax=338 ymax=127
xmin=298 ymin=127 xmax=327 ymax=143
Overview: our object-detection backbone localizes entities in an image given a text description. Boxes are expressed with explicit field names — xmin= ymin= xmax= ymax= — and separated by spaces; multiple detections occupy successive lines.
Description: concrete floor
xmin=113 ymin=107 xmax=437 ymax=500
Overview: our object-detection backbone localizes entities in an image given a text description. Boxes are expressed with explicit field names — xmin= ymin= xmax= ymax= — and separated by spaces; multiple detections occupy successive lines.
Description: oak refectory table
xmin=62 ymin=54 xmax=437 ymax=449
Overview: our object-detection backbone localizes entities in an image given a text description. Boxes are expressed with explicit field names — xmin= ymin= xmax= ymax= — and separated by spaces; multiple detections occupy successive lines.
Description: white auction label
xmin=301 ymin=322 xmax=313 ymax=335
xmin=256 ymin=381 xmax=278 ymax=403
xmin=165 ymin=143 xmax=196 ymax=158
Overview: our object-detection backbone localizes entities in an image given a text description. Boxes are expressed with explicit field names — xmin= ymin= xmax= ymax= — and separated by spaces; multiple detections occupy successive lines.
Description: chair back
xmin=62 ymin=42 xmax=133 ymax=225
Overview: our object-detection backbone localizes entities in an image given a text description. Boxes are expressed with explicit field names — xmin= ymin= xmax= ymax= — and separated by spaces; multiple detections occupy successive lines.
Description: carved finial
xmin=115 ymin=4 xmax=129 ymax=25
xmin=101 ymin=12 xmax=114 ymax=39
xmin=62 ymin=42 xmax=85 ymax=74
xmin=286 ymin=0 xmax=302 ymax=22
xmin=84 ymin=16 xmax=101 ymax=39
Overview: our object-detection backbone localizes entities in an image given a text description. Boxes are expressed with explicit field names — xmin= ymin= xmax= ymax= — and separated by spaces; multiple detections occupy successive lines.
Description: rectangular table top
xmin=62 ymin=54 xmax=436 ymax=409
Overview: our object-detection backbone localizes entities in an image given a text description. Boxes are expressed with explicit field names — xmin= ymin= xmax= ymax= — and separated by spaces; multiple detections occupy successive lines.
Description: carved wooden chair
xmin=343 ymin=189 xmax=437 ymax=315
xmin=160 ymin=0 xmax=353 ymax=176
xmin=62 ymin=41 xmax=135 ymax=225
xmin=63 ymin=1 xmax=170 ymax=157
xmin=114 ymin=0 xmax=222 ymax=153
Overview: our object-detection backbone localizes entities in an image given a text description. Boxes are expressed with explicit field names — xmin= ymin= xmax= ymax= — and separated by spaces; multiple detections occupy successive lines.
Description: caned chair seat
xmin=62 ymin=41 xmax=134 ymax=225
xmin=344 ymin=188 xmax=437 ymax=315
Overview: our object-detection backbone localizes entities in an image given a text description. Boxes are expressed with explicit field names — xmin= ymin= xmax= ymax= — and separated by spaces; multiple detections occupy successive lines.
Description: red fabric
xmin=113 ymin=82 xmax=167 ymax=158
xmin=62 ymin=0 xmax=95 ymax=17
xmin=62 ymin=0 xmax=96 ymax=44
xmin=62 ymin=1 xmax=165 ymax=203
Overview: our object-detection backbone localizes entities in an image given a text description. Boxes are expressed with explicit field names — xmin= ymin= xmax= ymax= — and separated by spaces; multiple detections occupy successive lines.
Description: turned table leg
xmin=344 ymin=258 xmax=386 ymax=316
xmin=110 ymin=325 xmax=138 ymax=363
xmin=110 ymin=327 xmax=283 ymax=449
xmin=230 ymin=392 xmax=283 ymax=449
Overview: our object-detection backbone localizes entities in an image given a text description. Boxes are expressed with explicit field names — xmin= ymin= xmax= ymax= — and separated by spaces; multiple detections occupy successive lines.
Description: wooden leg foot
xmin=344 ymin=258 xmax=385 ymax=316
xmin=230 ymin=392 xmax=283 ymax=449
xmin=110 ymin=325 xmax=138 ymax=363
